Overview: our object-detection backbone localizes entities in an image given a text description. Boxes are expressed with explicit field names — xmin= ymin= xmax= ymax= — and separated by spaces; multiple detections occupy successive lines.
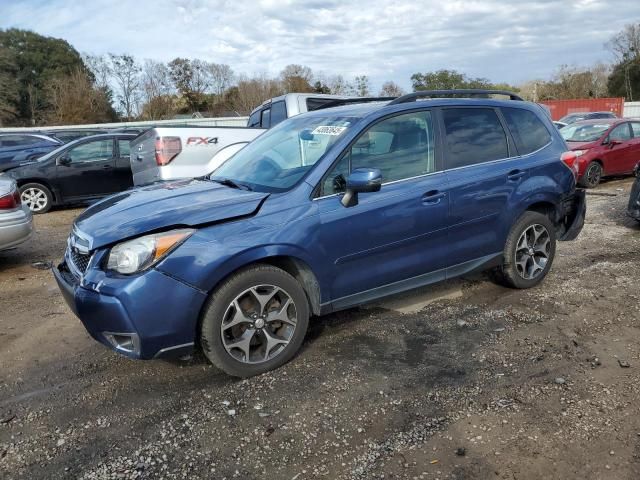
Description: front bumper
xmin=53 ymin=259 xmax=207 ymax=359
xmin=0 ymin=205 xmax=33 ymax=251
xmin=628 ymin=177 xmax=640 ymax=220
xmin=558 ymin=189 xmax=586 ymax=241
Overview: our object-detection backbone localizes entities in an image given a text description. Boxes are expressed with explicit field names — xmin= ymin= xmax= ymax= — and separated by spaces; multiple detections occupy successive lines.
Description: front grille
xmin=69 ymin=248 xmax=91 ymax=275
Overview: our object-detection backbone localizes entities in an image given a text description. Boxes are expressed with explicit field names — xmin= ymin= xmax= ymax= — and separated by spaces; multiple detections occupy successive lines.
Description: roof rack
xmin=313 ymin=97 xmax=396 ymax=111
xmin=388 ymin=89 xmax=523 ymax=105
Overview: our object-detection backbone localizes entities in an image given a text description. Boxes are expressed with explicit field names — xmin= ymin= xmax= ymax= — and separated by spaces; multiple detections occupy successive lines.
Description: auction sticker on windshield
xmin=312 ymin=126 xmax=348 ymax=136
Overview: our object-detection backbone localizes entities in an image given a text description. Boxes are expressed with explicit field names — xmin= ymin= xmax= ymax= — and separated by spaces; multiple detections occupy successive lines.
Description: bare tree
xmin=280 ymin=64 xmax=314 ymax=92
xmin=83 ymin=53 xmax=111 ymax=89
xmin=207 ymin=63 xmax=234 ymax=97
xmin=109 ymin=54 xmax=141 ymax=120
xmin=140 ymin=59 xmax=175 ymax=120
xmin=327 ymin=75 xmax=349 ymax=95
xmin=228 ymin=74 xmax=283 ymax=114
xmin=168 ymin=58 xmax=210 ymax=112
xmin=606 ymin=22 xmax=640 ymax=61
xmin=47 ymin=68 xmax=115 ymax=124
xmin=379 ymin=81 xmax=405 ymax=97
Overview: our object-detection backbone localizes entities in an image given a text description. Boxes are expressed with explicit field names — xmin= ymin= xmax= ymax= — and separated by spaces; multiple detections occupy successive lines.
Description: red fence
xmin=540 ymin=98 xmax=625 ymax=121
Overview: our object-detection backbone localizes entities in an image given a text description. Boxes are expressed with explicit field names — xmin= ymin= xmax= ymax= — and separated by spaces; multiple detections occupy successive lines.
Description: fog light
xmin=103 ymin=332 xmax=140 ymax=354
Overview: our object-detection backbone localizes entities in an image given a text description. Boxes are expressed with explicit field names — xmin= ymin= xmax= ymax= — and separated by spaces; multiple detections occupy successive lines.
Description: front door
xmin=56 ymin=138 xmax=117 ymax=200
xmin=315 ymin=110 xmax=449 ymax=305
xmin=602 ymin=122 xmax=635 ymax=175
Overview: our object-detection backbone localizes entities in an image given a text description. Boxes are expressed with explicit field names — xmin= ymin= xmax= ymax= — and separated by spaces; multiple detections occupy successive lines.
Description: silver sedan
xmin=0 ymin=177 xmax=33 ymax=251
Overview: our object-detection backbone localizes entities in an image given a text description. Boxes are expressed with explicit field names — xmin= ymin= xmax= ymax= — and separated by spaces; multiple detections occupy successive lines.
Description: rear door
xmin=315 ymin=110 xmax=449 ymax=304
xmin=56 ymin=138 xmax=117 ymax=199
xmin=442 ymin=106 xmax=525 ymax=270
xmin=602 ymin=122 xmax=634 ymax=174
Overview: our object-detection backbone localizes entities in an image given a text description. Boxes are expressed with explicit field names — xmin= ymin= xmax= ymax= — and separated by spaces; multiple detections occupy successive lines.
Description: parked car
xmin=628 ymin=163 xmax=640 ymax=222
xmin=3 ymin=133 xmax=136 ymax=213
xmin=560 ymin=118 xmax=640 ymax=187
xmin=0 ymin=133 xmax=62 ymax=169
xmin=0 ymin=178 xmax=33 ymax=251
xmin=53 ymin=89 xmax=585 ymax=377
xmin=558 ymin=111 xmax=618 ymax=125
xmin=131 ymin=93 xmax=393 ymax=186
xmin=42 ymin=129 xmax=109 ymax=144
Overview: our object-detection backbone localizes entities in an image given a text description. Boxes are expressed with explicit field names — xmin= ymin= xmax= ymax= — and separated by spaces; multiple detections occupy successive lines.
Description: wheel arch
xmin=193 ymin=253 xmax=323 ymax=349
xmin=17 ymin=178 xmax=58 ymax=202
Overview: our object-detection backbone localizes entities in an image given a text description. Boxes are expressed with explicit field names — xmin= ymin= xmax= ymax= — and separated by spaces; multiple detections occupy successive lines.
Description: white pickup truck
xmin=130 ymin=93 xmax=388 ymax=186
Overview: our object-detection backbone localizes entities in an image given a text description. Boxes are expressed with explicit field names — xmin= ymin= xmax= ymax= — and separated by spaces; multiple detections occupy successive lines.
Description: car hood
xmin=74 ymin=179 xmax=269 ymax=250
xmin=0 ymin=159 xmax=38 ymax=173
xmin=567 ymin=140 xmax=598 ymax=150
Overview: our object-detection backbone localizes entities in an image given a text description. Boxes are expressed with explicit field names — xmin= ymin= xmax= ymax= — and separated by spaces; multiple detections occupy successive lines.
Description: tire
xmin=19 ymin=183 xmax=53 ymax=214
xmin=200 ymin=264 xmax=310 ymax=377
xmin=579 ymin=161 xmax=603 ymax=188
xmin=492 ymin=211 xmax=556 ymax=289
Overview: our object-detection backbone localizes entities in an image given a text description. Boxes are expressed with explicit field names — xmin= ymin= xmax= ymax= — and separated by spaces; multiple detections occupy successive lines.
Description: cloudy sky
xmin=2 ymin=0 xmax=639 ymax=91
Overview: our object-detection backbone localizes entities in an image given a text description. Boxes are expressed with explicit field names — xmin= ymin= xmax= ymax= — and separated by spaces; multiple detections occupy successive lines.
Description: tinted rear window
xmin=270 ymin=101 xmax=287 ymax=127
xmin=442 ymin=108 xmax=509 ymax=168
xmin=502 ymin=107 xmax=551 ymax=155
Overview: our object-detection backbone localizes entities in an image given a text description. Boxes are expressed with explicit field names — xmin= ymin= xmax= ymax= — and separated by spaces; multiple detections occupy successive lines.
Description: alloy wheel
xmin=220 ymin=285 xmax=298 ymax=364
xmin=514 ymin=224 xmax=551 ymax=280
xmin=585 ymin=163 xmax=602 ymax=187
xmin=21 ymin=187 xmax=48 ymax=212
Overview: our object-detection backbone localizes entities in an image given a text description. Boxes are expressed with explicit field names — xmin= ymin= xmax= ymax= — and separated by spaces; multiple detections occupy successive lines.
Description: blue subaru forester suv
xmin=54 ymin=90 xmax=585 ymax=377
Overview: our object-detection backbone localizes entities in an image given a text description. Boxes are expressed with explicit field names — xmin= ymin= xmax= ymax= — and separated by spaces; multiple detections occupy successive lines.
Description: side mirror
xmin=341 ymin=168 xmax=382 ymax=207
xmin=605 ymin=138 xmax=621 ymax=147
xmin=57 ymin=155 xmax=71 ymax=166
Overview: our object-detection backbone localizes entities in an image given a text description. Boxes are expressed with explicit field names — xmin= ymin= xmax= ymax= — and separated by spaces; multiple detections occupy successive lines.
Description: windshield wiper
xmin=211 ymin=178 xmax=252 ymax=191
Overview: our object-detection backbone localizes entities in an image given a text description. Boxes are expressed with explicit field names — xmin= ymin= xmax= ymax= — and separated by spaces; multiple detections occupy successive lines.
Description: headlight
xmin=106 ymin=229 xmax=195 ymax=274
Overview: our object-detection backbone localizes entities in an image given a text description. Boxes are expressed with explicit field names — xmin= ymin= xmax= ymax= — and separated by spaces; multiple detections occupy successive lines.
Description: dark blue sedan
xmin=53 ymin=90 xmax=586 ymax=377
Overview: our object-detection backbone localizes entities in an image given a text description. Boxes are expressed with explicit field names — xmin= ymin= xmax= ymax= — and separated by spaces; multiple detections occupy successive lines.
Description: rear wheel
xmin=19 ymin=183 xmax=53 ymax=214
xmin=579 ymin=161 xmax=603 ymax=188
xmin=492 ymin=211 xmax=556 ymax=289
xmin=200 ymin=265 xmax=310 ymax=377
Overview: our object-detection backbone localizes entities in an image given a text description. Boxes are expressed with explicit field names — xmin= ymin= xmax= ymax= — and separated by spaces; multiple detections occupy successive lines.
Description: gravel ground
xmin=1 ymin=178 xmax=639 ymax=480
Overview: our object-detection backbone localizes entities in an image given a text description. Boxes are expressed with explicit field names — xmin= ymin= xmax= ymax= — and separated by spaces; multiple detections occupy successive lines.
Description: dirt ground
xmin=1 ymin=178 xmax=639 ymax=480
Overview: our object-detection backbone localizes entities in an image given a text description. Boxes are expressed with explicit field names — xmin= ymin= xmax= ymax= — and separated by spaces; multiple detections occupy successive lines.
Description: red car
xmin=561 ymin=118 xmax=640 ymax=187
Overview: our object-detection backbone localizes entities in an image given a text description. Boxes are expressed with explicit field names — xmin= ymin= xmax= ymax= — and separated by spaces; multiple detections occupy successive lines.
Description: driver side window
xmin=321 ymin=110 xmax=435 ymax=196
xmin=609 ymin=123 xmax=631 ymax=142
xmin=67 ymin=140 xmax=114 ymax=163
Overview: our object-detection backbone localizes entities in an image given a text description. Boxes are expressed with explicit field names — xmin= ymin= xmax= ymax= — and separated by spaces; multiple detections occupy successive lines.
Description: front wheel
xmin=19 ymin=183 xmax=53 ymax=214
xmin=492 ymin=211 xmax=557 ymax=289
xmin=200 ymin=265 xmax=310 ymax=377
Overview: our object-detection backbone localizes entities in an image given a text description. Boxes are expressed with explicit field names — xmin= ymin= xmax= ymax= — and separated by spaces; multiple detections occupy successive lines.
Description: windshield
xmin=211 ymin=113 xmax=358 ymax=192
xmin=561 ymin=123 xmax=611 ymax=142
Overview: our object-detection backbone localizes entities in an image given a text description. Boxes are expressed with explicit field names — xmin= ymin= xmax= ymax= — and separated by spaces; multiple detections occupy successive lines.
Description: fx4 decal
xmin=186 ymin=137 xmax=219 ymax=145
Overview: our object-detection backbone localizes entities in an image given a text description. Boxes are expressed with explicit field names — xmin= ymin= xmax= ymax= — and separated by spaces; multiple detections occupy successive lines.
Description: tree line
xmin=0 ymin=23 xmax=639 ymax=127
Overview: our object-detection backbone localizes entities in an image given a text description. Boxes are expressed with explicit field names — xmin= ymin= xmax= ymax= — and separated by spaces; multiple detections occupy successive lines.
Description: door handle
xmin=422 ymin=190 xmax=446 ymax=205
xmin=136 ymin=155 xmax=144 ymax=162
xmin=507 ymin=170 xmax=526 ymax=181
xmin=102 ymin=165 xmax=112 ymax=169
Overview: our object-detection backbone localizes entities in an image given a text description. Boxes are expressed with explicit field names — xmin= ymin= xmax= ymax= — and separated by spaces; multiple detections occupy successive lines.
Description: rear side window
xmin=248 ymin=110 xmax=261 ymax=127
xmin=502 ymin=107 xmax=552 ymax=155
xmin=442 ymin=108 xmax=509 ymax=168
xmin=270 ymin=101 xmax=287 ymax=127
xmin=118 ymin=139 xmax=131 ymax=157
